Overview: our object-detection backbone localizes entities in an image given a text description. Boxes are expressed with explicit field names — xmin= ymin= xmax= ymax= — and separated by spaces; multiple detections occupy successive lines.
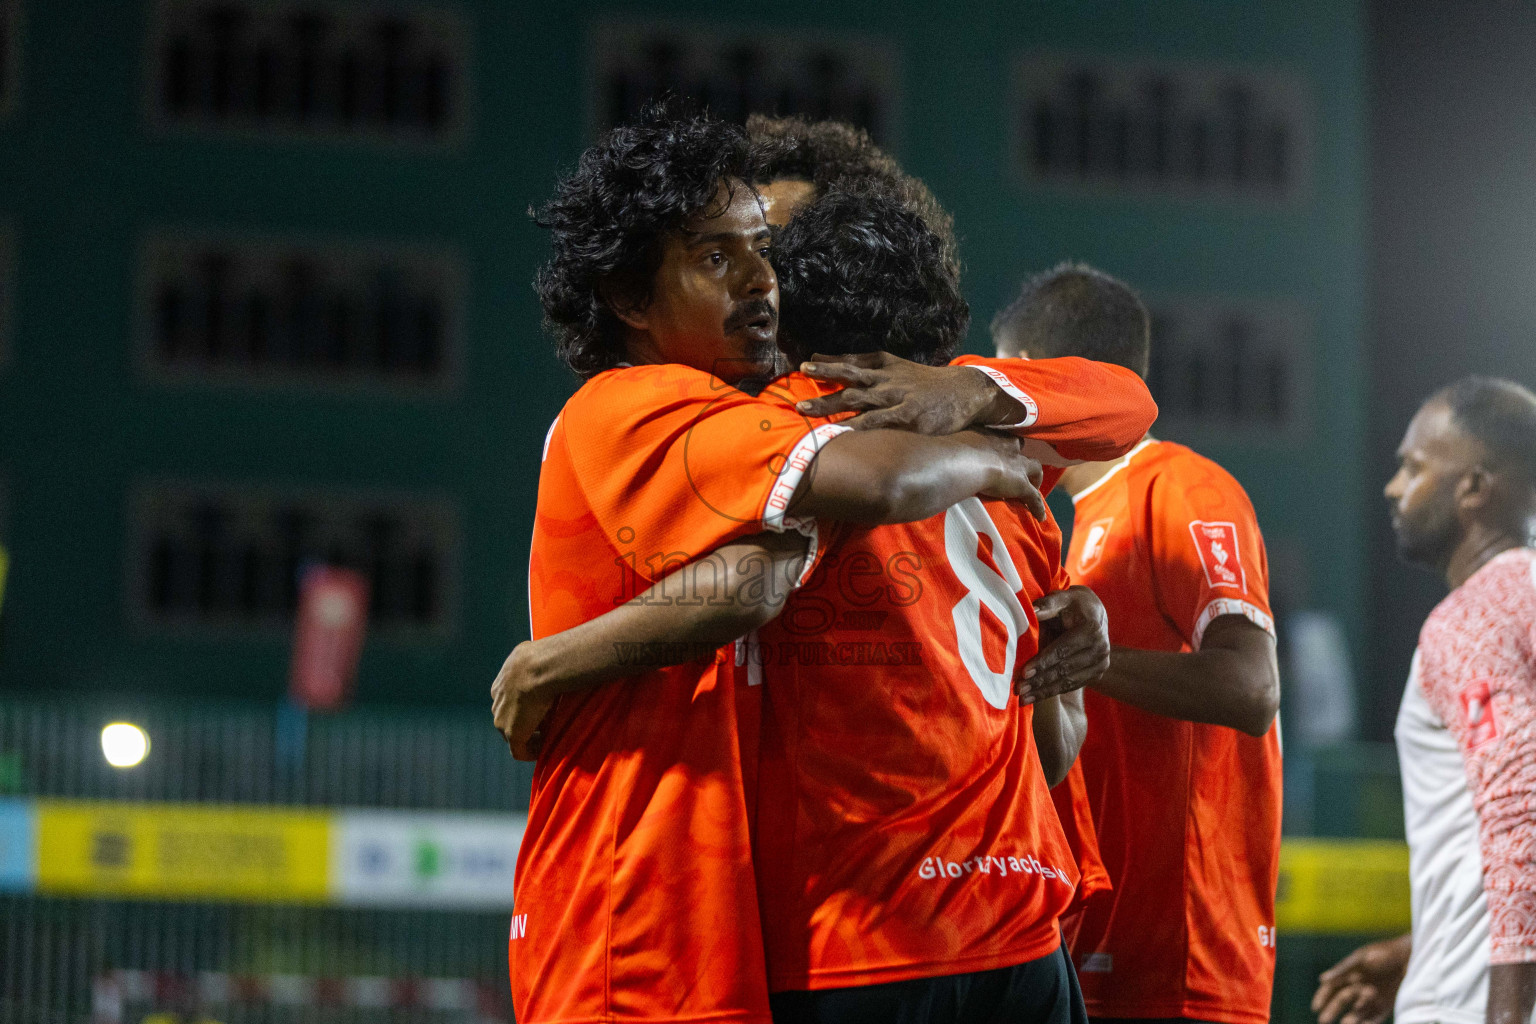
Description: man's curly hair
xmin=746 ymin=113 xmax=957 ymax=274
xmin=773 ymin=179 xmax=968 ymax=368
xmin=531 ymin=107 xmax=756 ymax=378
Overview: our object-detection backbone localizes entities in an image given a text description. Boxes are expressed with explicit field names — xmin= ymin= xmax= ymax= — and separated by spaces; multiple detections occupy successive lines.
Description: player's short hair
xmin=531 ymin=105 xmax=755 ymax=378
xmin=991 ymin=262 xmax=1151 ymax=378
xmin=773 ymin=179 xmax=968 ymax=368
xmin=745 ymin=114 xmax=957 ymax=273
xmin=1434 ymin=375 xmax=1536 ymax=484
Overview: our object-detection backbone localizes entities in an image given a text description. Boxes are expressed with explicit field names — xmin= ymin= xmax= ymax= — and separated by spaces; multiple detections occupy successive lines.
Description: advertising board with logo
xmin=1275 ymin=838 xmax=1411 ymax=934
xmin=32 ymin=801 xmax=330 ymax=902
xmin=331 ymin=810 xmax=525 ymax=909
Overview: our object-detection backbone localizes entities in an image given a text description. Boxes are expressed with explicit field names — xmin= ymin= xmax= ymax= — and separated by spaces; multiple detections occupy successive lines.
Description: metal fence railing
xmin=0 ymin=701 xmax=532 ymax=811
xmin=0 ymin=896 xmax=513 ymax=1024
xmin=0 ymin=698 xmax=1409 ymax=1024
xmin=0 ymin=699 xmax=531 ymax=1024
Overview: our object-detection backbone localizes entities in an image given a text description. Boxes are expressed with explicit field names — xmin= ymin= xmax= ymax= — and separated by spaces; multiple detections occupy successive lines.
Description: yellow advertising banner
xmin=1276 ymin=838 xmax=1411 ymax=934
xmin=34 ymin=800 xmax=330 ymax=903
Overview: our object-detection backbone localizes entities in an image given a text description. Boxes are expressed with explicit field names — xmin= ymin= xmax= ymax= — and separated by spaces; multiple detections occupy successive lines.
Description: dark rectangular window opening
xmin=132 ymin=484 xmax=458 ymax=636
xmin=1014 ymin=58 xmax=1310 ymax=201
xmin=149 ymin=0 xmax=468 ymax=143
xmin=1144 ymin=299 xmax=1309 ymax=438
xmin=590 ymin=20 xmax=900 ymax=147
xmin=140 ymin=234 xmax=462 ymax=392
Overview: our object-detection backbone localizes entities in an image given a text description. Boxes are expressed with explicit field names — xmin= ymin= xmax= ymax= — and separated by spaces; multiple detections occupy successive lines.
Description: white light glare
xmin=101 ymin=722 xmax=150 ymax=769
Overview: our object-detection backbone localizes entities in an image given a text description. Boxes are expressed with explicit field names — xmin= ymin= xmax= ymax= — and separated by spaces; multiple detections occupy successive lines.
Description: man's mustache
xmin=724 ymin=299 xmax=778 ymax=332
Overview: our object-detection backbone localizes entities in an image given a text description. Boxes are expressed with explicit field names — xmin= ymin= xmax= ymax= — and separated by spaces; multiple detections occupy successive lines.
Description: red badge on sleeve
xmin=1460 ymin=679 xmax=1499 ymax=749
xmin=1189 ymin=521 xmax=1247 ymax=592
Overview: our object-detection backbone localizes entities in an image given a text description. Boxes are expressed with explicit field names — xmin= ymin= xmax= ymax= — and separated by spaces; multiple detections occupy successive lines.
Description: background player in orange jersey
xmin=985 ymin=264 xmax=1282 ymax=1024
xmin=501 ymin=180 xmax=1158 ymax=1024
xmin=514 ymin=107 xmax=1061 ymax=1024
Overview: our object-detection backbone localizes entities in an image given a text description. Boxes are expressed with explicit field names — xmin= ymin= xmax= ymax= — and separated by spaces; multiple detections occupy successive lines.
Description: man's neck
xmin=1444 ymin=521 xmax=1529 ymax=590
xmin=620 ymin=334 xmax=778 ymax=386
xmin=1058 ymin=434 xmax=1153 ymax=499
xmin=622 ymin=334 xmax=664 ymax=369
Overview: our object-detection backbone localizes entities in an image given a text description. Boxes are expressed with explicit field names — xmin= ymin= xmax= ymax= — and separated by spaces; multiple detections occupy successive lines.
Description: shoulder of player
xmin=1422 ymin=550 xmax=1536 ymax=648
xmin=1456 ymin=548 xmax=1536 ymax=618
xmin=757 ymin=371 xmax=831 ymax=404
xmin=1141 ymin=442 xmax=1255 ymax=502
xmin=560 ymin=363 xmax=787 ymax=428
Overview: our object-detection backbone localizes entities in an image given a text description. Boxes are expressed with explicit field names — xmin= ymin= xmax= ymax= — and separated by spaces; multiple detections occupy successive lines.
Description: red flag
xmin=289 ymin=566 xmax=369 ymax=711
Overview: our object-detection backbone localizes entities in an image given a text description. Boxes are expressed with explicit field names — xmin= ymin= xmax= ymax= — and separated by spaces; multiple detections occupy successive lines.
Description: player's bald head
xmin=1432 ymin=376 xmax=1536 ymax=489
xmin=991 ymin=263 xmax=1150 ymax=378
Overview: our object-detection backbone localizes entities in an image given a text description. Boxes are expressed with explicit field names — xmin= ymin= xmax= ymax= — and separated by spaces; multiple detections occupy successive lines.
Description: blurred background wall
xmin=18 ymin=0 xmax=1536 ymax=1020
xmin=0 ymin=0 xmax=1370 ymax=713
xmin=1365 ymin=0 xmax=1536 ymax=736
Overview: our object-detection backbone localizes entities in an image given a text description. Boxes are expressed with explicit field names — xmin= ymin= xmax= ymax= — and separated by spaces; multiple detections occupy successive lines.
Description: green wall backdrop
xmin=0 ymin=0 xmax=1366 ymax=706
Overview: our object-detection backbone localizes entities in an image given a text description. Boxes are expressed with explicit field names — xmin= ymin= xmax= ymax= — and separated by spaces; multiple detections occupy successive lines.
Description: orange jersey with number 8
xmin=750 ymin=360 xmax=1151 ymax=992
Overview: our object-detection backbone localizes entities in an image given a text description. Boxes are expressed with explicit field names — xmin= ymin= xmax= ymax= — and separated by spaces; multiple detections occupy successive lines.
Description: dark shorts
xmin=769 ymin=946 xmax=1088 ymax=1024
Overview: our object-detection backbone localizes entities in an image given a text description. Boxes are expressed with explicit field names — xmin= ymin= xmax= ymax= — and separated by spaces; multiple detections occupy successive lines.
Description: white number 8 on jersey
xmin=944 ymin=498 xmax=1031 ymax=710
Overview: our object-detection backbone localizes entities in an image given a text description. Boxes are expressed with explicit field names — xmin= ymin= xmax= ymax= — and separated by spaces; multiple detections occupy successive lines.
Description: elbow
xmin=870 ymin=477 xmax=918 ymax=524
xmin=1237 ymin=677 xmax=1281 ymax=738
xmin=737 ymin=592 xmax=788 ymax=634
xmin=714 ymin=566 xmax=792 ymax=638
xmin=853 ymin=471 xmax=920 ymax=525
xmin=1136 ymin=394 xmax=1160 ymax=437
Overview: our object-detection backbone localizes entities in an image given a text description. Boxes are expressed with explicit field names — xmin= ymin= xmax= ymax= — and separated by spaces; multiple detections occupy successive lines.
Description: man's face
xmin=757 ymin=178 xmax=817 ymax=228
xmin=621 ymin=179 xmax=778 ymax=383
xmin=1385 ymin=400 xmax=1476 ymax=567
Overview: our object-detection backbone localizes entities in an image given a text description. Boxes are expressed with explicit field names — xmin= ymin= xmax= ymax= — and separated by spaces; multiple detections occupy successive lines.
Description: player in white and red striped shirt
xmin=1314 ymin=377 xmax=1536 ymax=1024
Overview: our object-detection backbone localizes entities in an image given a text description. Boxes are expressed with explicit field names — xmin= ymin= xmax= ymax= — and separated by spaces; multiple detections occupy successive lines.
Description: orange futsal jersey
xmin=514 ymin=363 xmax=846 ymax=1024
xmin=1065 ymin=439 xmax=1281 ymax=1024
xmin=750 ymin=358 xmax=1155 ymax=992
xmin=1052 ymin=761 xmax=1112 ymax=937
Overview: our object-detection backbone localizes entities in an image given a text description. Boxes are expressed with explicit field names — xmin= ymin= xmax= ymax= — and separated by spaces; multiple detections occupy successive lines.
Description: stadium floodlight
xmin=101 ymin=722 xmax=150 ymax=769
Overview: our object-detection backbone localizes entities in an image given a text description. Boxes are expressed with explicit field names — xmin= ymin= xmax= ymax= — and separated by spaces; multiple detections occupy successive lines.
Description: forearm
xmin=966 ymin=357 xmax=1158 ymax=460
xmin=1092 ymin=637 xmax=1278 ymax=736
xmin=1487 ymin=963 xmax=1536 ymax=1024
xmin=516 ymin=603 xmax=735 ymax=698
xmin=793 ymin=430 xmax=1013 ymax=523
xmin=1032 ymin=691 xmax=1087 ymax=788
xmin=519 ymin=537 xmax=807 ymax=698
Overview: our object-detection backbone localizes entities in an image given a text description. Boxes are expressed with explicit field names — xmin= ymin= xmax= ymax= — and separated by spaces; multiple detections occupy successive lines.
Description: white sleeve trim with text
xmin=762 ymin=423 xmax=852 ymax=586
xmin=968 ymin=365 xmax=1040 ymax=430
xmin=1192 ymin=598 xmax=1276 ymax=650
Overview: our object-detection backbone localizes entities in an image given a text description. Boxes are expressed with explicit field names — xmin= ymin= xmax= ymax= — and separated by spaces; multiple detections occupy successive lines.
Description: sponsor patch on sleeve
xmin=1189 ymin=520 xmax=1247 ymax=592
xmin=1460 ymin=679 xmax=1500 ymax=749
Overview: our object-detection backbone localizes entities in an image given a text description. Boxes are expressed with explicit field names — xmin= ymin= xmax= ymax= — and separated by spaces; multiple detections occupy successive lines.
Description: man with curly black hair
xmin=772 ymin=178 xmax=965 ymax=367
xmin=511 ymin=106 xmax=1061 ymax=1024
xmin=532 ymin=108 xmax=780 ymax=383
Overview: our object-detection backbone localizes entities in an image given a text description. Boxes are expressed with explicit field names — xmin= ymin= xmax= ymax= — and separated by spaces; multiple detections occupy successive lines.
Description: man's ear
xmin=599 ymin=279 xmax=650 ymax=333
xmin=1456 ymin=466 xmax=1495 ymax=515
